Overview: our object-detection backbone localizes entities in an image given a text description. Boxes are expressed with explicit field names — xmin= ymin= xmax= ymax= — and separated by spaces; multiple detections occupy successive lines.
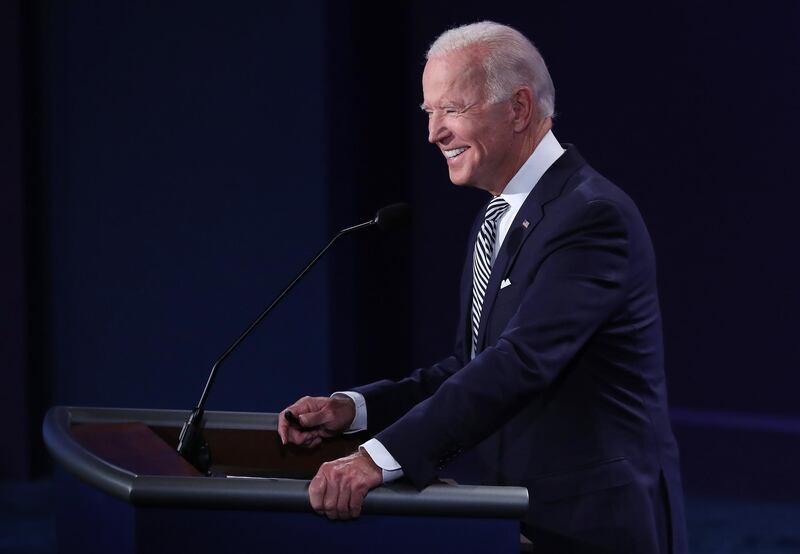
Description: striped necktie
xmin=471 ymin=197 xmax=510 ymax=356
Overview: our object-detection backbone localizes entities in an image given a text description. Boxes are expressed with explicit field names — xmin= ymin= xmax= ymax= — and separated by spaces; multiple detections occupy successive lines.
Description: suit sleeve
xmin=353 ymin=353 xmax=464 ymax=435
xmin=375 ymin=199 xmax=631 ymax=489
xmin=351 ymin=210 xmax=484 ymax=434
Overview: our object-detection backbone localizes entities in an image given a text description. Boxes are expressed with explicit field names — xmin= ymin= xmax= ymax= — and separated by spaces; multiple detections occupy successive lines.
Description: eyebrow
xmin=419 ymin=101 xmax=465 ymax=111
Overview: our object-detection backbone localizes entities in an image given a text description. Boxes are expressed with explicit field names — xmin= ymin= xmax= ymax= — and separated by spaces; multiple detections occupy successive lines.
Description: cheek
xmin=454 ymin=118 xmax=481 ymax=141
xmin=473 ymin=127 xmax=498 ymax=154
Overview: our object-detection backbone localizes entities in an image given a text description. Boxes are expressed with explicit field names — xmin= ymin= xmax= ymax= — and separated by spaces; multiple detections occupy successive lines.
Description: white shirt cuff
xmin=331 ymin=391 xmax=367 ymax=433
xmin=361 ymin=438 xmax=404 ymax=483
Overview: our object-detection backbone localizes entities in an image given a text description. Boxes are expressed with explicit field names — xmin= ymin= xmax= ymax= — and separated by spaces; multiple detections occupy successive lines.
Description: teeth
xmin=444 ymin=147 xmax=467 ymax=159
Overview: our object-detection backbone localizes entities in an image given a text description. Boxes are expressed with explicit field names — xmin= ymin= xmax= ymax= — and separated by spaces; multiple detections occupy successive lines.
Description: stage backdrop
xmin=7 ymin=1 xmax=799 ymax=501
xmin=42 ymin=2 xmax=332 ymax=414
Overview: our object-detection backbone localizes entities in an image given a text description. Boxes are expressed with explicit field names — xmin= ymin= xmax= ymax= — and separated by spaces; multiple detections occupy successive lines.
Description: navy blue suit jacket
xmin=355 ymin=146 xmax=688 ymax=553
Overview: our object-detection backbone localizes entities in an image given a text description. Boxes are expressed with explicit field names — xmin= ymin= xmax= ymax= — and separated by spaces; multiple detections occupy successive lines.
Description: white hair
xmin=426 ymin=21 xmax=555 ymax=118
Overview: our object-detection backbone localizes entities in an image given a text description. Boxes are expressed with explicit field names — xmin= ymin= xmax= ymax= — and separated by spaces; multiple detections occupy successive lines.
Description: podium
xmin=43 ymin=406 xmax=528 ymax=553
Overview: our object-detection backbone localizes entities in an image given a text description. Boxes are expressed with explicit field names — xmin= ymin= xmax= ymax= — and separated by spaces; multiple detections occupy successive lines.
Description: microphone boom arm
xmin=176 ymin=215 xmax=385 ymax=474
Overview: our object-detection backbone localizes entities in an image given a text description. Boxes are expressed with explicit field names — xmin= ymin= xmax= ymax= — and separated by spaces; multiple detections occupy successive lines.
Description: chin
xmin=447 ymin=169 xmax=472 ymax=187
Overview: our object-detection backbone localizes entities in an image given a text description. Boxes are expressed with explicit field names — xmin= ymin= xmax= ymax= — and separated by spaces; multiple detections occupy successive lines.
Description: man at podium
xmin=279 ymin=21 xmax=687 ymax=554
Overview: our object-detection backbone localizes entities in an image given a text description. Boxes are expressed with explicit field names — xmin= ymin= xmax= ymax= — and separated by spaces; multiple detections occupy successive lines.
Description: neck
xmin=523 ymin=117 xmax=553 ymax=161
xmin=489 ymin=117 xmax=553 ymax=196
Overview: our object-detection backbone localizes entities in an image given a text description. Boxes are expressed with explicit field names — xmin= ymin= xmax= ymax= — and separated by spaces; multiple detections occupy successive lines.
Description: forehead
xmin=422 ymin=50 xmax=487 ymax=105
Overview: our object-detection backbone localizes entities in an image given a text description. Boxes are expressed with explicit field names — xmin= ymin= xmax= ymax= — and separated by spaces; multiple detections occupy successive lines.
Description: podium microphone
xmin=177 ymin=203 xmax=411 ymax=474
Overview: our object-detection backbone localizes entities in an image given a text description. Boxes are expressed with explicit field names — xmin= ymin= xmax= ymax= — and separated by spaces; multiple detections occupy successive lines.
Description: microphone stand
xmin=176 ymin=217 xmax=381 ymax=474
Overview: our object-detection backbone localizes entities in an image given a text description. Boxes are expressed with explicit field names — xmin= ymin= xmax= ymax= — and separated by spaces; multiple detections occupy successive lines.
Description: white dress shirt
xmin=339 ymin=131 xmax=566 ymax=482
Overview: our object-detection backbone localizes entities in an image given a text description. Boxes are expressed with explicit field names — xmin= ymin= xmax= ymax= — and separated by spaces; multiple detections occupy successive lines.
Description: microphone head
xmin=374 ymin=203 xmax=411 ymax=232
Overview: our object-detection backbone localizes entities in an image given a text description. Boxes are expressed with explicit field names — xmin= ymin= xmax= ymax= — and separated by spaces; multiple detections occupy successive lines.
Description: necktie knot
xmin=484 ymin=197 xmax=510 ymax=223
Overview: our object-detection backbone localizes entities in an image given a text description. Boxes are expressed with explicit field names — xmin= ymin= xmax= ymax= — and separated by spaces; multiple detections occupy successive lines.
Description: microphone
xmin=176 ymin=203 xmax=410 ymax=474
xmin=374 ymin=202 xmax=410 ymax=232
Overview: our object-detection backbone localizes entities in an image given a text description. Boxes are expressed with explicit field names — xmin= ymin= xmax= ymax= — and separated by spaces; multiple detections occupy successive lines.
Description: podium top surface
xmin=43 ymin=406 xmax=529 ymax=519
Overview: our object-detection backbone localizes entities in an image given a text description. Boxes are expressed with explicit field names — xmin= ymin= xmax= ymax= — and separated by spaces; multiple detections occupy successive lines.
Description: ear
xmin=510 ymin=86 xmax=536 ymax=132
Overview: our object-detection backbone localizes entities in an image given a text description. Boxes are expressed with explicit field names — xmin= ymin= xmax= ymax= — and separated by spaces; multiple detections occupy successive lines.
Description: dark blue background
xmin=42 ymin=2 xmax=332 ymax=412
xmin=3 ymin=1 xmax=799 ymax=502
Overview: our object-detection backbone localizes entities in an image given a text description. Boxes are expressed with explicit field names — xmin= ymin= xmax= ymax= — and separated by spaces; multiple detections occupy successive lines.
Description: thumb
xmin=298 ymin=408 xmax=328 ymax=428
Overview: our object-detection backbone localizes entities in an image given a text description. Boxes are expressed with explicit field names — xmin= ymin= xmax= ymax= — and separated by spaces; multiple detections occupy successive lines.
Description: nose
xmin=428 ymin=113 xmax=450 ymax=144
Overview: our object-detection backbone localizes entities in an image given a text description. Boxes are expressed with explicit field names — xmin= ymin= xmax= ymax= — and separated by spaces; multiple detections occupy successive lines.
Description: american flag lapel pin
xmin=522 ymin=219 xmax=530 ymax=229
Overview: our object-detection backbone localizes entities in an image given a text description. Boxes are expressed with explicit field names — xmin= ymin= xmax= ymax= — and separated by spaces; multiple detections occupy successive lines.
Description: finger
xmin=280 ymin=397 xmax=320 ymax=444
xmin=277 ymin=412 xmax=288 ymax=445
xmin=287 ymin=427 xmax=319 ymax=447
xmin=308 ymin=472 xmax=326 ymax=515
xmin=297 ymin=407 xmax=329 ymax=428
xmin=323 ymin=469 xmax=340 ymax=520
xmin=307 ymin=436 xmax=323 ymax=449
xmin=350 ymin=487 xmax=365 ymax=518
xmin=336 ymin=475 xmax=352 ymax=520
xmin=287 ymin=396 xmax=323 ymax=417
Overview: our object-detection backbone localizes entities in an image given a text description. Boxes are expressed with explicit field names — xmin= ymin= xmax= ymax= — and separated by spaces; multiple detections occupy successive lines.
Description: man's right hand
xmin=277 ymin=395 xmax=356 ymax=448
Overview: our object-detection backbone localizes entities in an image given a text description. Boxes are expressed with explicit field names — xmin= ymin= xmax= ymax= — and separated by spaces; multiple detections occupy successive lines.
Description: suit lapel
xmin=474 ymin=146 xmax=586 ymax=353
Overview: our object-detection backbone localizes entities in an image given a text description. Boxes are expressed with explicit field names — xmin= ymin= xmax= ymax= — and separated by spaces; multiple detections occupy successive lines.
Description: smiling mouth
xmin=444 ymin=147 xmax=468 ymax=159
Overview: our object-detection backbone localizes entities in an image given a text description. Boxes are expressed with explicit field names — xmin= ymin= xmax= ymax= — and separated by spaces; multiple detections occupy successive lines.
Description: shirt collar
xmin=498 ymin=130 xmax=565 ymax=211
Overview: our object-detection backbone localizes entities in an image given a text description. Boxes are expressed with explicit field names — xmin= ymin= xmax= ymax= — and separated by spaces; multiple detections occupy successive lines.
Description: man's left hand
xmin=308 ymin=449 xmax=382 ymax=520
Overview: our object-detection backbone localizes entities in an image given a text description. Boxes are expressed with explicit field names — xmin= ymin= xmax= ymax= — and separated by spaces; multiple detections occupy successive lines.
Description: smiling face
xmin=422 ymin=49 xmax=521 ymax=194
